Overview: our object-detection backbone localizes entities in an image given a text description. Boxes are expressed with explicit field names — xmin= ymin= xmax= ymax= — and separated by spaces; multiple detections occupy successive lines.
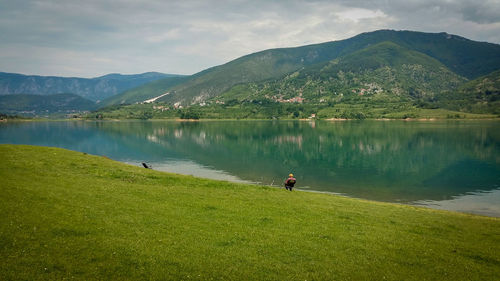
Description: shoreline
xmin=3 ymin=116 xmax=500 ymax=122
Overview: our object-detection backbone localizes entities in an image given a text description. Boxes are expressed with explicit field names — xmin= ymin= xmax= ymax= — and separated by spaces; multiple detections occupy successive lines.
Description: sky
xmin=1 ymin=0 xmax=500 ymax=78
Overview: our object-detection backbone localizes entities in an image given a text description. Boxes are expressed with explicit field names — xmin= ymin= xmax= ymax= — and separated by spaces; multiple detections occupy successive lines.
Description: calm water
xmin=1 ymin=120 xmax=499 ymax=217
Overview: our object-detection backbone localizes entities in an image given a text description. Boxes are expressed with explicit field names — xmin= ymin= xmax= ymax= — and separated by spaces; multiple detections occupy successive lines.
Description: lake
xmin=1 ymin=120 xmax=499 ymax=217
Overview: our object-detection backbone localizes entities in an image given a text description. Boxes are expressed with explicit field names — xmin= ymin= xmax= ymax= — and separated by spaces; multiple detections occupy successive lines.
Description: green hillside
xmin=218 ymin=42 xmax=466 ymax=105
xmin=155 ymin=49 xmax=312 ymax=105
xmin=1 ymin=144 xmax=499 ymax=280
xmin=0 ymin=93 xmax=96 ymax=116
xmin=460 ymin=69 xmax=500 ymax=93
xmin=432 ymin=69 xmax=500 ymax=114
xmin=102 ymin=30 xmax=500 ymax=107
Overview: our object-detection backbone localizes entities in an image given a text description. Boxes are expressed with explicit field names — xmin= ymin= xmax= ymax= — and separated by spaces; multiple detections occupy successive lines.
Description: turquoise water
xmin=1 ymin=120 xmax=499 ymax=216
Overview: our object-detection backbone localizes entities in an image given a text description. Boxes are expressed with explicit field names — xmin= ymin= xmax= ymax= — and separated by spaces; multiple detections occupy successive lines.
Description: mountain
xmin=0 ymin=72 xmax=180 ymax=102
xmin=217 ymin=41 xmax=467 ymax=104
xmin=106 ymin=30 xmax=500 ymax=107
xmin=0 ymin=93 xmax=96 ymax=116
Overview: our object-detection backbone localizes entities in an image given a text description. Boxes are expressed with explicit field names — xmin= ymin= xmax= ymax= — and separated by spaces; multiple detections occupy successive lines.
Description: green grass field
xmin=1 ymin=145 xmax=499 ymax=280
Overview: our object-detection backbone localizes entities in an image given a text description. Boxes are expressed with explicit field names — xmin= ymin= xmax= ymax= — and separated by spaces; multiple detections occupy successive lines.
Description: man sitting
xmin=284 ymin=173 xmax=296 ymax=191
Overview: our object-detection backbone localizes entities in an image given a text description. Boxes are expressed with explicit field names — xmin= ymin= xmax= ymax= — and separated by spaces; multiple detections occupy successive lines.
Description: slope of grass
xmin=1 ymin=145 xmax=499 ymax=280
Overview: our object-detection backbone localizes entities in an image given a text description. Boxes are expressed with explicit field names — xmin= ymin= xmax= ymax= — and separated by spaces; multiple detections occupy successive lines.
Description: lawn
xmin=0 ymin=144 xmax=499 ymax=280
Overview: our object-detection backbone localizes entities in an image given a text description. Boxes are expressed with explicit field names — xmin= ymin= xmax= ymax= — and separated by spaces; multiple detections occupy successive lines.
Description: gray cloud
xmin=334 ymin=0 xmax=500 ymax=23
xmin=459 ymin=1 xmax=500 ymax=24
xmin=0 ymin=0 xmax=499 ymax=77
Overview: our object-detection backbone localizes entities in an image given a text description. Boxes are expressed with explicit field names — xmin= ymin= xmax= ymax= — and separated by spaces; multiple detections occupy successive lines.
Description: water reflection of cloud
xmin=412 ymin=188 xmax=500 ymax=217
xmin=141 ymin=159 xmax=254 ymax=185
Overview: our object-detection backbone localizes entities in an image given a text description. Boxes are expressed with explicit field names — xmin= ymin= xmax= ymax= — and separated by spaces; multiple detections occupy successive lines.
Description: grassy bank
xmin=1 ymin=145 xmax=499 ymax=280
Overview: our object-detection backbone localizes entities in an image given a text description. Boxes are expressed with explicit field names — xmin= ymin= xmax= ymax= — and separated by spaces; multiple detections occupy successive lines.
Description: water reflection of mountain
xmin=1 ymin=120 xmax=499 ymax=203
xmin=0 ymin=121 xmax=182 ymax=162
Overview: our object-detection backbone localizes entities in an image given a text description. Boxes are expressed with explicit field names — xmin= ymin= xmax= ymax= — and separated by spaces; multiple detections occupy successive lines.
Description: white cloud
xmin=335 ymin=8 xmax=387 ymax=22
xmin=145 ymin=29 xmax=183 ymax=43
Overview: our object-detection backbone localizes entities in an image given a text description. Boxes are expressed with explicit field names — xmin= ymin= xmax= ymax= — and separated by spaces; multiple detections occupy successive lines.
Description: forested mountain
xmin=105 ymin=30 xmax=500 ymax=107
xmin=0 ymin=72 xmax=179 ymax=101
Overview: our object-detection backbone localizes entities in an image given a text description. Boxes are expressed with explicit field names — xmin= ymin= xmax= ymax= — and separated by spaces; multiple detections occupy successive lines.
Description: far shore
xmin=2 ymin=116 xmax=499 ymax=122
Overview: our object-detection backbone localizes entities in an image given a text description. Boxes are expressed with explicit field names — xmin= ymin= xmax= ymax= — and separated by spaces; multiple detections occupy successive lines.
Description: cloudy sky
xmin=1 ymin=0 xmax=500 ymax=78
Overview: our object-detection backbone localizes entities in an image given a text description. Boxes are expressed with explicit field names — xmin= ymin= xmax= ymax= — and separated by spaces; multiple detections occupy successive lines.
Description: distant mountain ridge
xmin=104 ymin=29 xmax=500 ymax=107
xmin=0 ymin=93 xmax=96 ymax=116
xmin=100 ymin=76 xmax=189 ymax=107
xmin=0 ymin=72 xmax=182 ymax=102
